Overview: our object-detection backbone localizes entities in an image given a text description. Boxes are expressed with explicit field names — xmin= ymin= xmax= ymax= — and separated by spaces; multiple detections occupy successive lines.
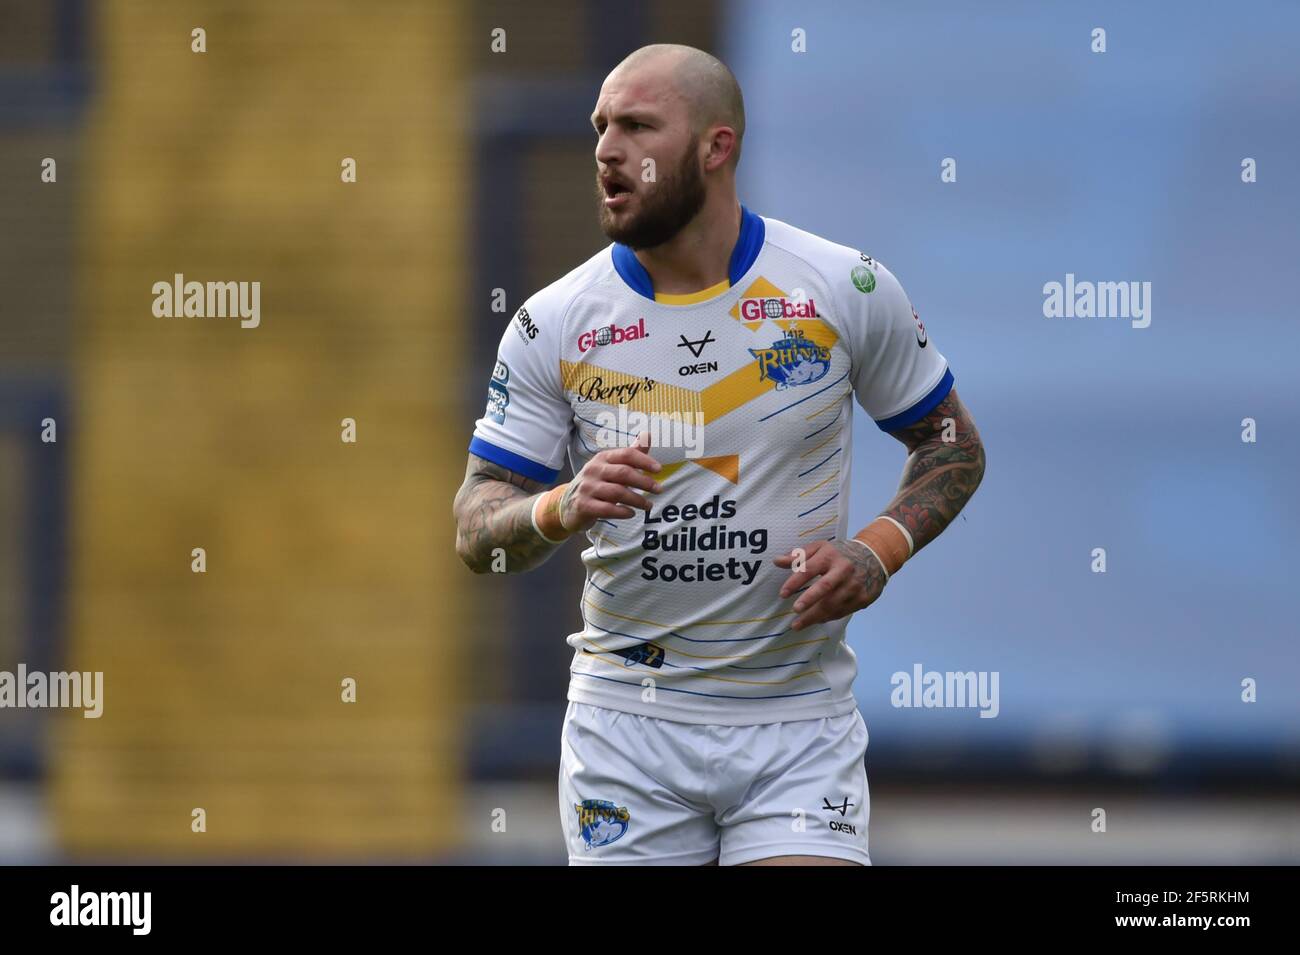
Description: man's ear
xmin=705 ymin=127 xmax=737 ymax=171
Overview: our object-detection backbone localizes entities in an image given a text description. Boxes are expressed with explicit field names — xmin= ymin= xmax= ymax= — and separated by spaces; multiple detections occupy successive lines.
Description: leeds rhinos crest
xmin=749 ymin=326 xmax=831 ymax=389
xmin=574 ymin=799 xmax=631 ymax=849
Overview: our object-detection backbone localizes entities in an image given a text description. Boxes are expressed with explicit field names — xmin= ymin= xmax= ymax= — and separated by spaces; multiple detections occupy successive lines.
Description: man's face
xmin=591 ymin=73 xmax=707 ymax=250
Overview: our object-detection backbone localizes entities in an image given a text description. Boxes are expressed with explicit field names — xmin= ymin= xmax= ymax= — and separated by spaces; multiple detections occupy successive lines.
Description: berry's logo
xmin=574 ymin=375 xmax=655 ymax=405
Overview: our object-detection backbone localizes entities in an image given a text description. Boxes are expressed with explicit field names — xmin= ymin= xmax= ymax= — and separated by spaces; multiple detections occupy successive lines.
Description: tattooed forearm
xmin=453 ymin=453 xmax=563 ymax=574
xmin=882 ymin=387 xmax=986 ymax=554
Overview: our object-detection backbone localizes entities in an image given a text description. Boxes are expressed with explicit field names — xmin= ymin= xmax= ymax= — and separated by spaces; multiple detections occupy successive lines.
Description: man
xmin=454 ymin=44 xmax=986 ymax=866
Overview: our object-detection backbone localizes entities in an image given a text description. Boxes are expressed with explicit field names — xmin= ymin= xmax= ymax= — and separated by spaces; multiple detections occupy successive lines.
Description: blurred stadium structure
xmin=1 ymin=0 xmax=1297 ymax=864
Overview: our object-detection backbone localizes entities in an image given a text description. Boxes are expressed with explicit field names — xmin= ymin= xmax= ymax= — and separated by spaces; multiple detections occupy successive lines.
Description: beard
xmin=596 ymin=140 xmax=707 ymax=250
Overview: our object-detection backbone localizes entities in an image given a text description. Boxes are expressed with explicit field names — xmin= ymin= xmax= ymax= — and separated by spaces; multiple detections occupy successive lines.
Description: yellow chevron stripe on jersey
xmin=693 ymin=454 xmax=740 ymax=483
xmin=646 ymin=455 xmax=739 ymax=484
xmin=703 ymin=319 xmax=841 ymax=421
xmin=561 ymin=361 xmax=702 ymax=417
xmin=560 ymin=319 xmax=839 ymax=425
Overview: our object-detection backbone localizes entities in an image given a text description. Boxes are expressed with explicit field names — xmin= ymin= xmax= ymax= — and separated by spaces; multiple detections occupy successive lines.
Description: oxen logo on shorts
xmin=574 ymin=799 xmax=631 ymax=849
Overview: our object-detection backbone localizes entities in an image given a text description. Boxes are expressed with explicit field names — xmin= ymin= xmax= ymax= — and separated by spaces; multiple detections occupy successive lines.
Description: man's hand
xmin=774 ymin=539 xmax=888 ymax=631
xmin=453 ymin=431 xmax=663 ymax=574
xmin=556 ymin=431 xmax=663 ymax=533
xmin=769 ymin=386 xmax=986 ymax=628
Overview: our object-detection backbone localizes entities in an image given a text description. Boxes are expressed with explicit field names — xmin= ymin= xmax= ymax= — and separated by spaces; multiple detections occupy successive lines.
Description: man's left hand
xmin=774 ymin=539 xmax=888 ymax=631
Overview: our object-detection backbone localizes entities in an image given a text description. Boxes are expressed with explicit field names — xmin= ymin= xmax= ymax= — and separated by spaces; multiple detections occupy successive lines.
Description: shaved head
xmin=592 ymin=44 xmax=745 ymax=248
xmin=609 ymin=44 xmax=745 ymax=167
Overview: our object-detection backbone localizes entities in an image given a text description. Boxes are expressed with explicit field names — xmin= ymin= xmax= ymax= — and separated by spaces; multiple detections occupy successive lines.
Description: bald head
xmin=610 ymin=44 xmax=745 ymax=168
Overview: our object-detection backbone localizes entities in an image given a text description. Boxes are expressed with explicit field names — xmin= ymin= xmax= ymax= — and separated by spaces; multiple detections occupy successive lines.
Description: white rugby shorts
xmin=558 ymin=701 xmax=871 ymax=865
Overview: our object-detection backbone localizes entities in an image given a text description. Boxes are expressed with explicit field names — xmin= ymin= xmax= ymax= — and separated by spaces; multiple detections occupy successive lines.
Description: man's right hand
xmin=555 ymin=431 xmax=663 ymax=533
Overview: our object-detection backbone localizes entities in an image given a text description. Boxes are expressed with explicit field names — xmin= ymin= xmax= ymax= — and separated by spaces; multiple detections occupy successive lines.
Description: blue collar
xmin=611 ymin=204 xmax=765 ymax=301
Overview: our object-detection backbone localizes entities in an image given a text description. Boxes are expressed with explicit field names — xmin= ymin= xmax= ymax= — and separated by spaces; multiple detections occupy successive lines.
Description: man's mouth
xmin=602 ymin=178 xmax=633 ymax=207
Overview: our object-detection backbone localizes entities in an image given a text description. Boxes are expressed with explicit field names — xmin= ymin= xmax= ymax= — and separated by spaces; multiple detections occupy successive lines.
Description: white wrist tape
xmin=530 ymin=494 xmax=568 ymax=545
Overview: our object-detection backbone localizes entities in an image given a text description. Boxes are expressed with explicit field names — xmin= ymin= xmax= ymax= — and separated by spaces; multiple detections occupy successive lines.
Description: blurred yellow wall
xmin=52 ymin=0 xmax=469 ymax=857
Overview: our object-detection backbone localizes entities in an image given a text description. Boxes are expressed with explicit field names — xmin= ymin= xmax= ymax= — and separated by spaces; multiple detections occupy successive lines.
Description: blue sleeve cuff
xmin=874 ymin=368 xmax=954 ymax=432
xmin=468 ymin=436 xmax=562 ymax=483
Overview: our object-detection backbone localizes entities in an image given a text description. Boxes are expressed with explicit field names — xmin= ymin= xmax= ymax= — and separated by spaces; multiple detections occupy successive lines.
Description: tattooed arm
xmin=453 ymin=435 xmax=664 ymax=575
xmin=453 ymin=454 xmax=560 ymax=574
xmin=776 ymin=387 xmax=985 ymax=630
xmin=880 ymin=386 xmax=985 ymax=553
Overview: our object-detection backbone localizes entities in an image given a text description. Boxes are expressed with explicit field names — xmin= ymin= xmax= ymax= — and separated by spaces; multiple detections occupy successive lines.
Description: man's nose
xmin=595 ymin=129 xmax=623 ymax=167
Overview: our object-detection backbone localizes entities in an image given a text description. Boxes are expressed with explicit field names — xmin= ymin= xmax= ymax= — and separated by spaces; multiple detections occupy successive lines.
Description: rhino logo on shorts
xmin=574 ymin=799 xmax=631 ymax=849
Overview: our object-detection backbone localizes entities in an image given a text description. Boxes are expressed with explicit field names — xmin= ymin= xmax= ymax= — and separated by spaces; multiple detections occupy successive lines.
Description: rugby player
xmin=454 ymin=43 xmax=986 ymax=865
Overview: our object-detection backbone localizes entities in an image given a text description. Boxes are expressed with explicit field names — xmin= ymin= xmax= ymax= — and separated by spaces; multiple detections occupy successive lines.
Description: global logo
xmin=574 ymin=799 xmax=631 ymax=849
xmin=577 ymin=317 xmax=649 ymax=353
xmin=851 ymin=265 xmax=876 ymax=294
xmin=749 ymin=327 xmax=831 ymax=389
xmin=738 ymin=296 xmax=819 ymax=323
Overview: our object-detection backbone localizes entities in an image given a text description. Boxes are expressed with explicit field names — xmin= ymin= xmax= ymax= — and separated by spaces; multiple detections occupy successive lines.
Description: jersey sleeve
xmin=468 ymin=299 xmax=572 ymax=483
xmin=844 ymin=258 xmax=954 ymax=432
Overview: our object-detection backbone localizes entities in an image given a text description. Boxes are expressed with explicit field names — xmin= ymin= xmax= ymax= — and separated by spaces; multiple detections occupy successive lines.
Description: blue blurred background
xmin=726 ymin=0 xmax=1300 ymax=771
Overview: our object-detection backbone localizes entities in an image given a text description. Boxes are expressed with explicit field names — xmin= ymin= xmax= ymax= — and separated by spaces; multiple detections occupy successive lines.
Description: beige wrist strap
xmin=530 ymin=483 xmax=571 ymax=544
xmin=849 ymin=516 xmax=912 ymax=577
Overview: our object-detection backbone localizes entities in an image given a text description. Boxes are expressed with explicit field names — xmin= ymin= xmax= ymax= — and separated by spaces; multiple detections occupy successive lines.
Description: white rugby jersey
xmin=469 ymin=205 xmax=953 ymax=725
